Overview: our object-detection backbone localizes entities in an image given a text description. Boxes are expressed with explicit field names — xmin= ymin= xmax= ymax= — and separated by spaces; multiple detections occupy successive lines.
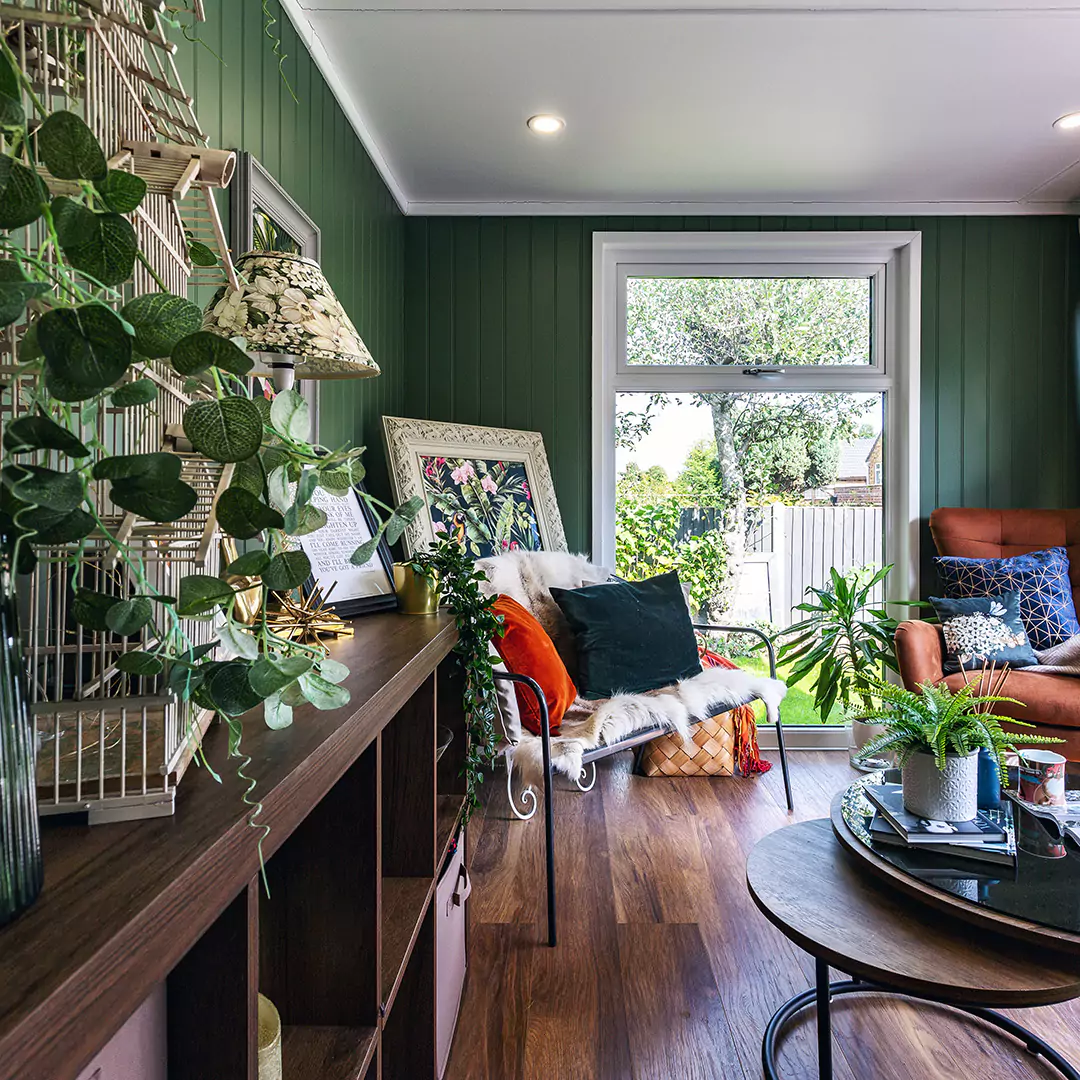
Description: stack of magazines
xmin=864 ymin=783 xmax=1017 ymax=867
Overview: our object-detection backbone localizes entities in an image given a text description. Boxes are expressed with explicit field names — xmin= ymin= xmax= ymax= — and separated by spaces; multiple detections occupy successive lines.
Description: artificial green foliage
xmin=96 ymin=170 xmax=147 ymax=215
xmin=109 ymin=379 xmax=158 ymax=407
xmin=0 ymin=48 xmax=424 ymax=837
xmin=774 ymin=564 xmax=904 ymax=719
xmin=3 ymin=412 xmax=89 ymax=456
xmin=408 ymin=537 xmax=504 ymax=819
xmin=855 ymin=675 xmax=1064 ymax=776
xmin=37 ymin=110 xmax=107 ymax=181
xmin=0 ymin=158 xmax=47 ymax=229
xmin=216 ymin=487 xmax=285 ymax=539
xmin=0 ymin=260 xmax=47 ymax=327
xmin=182 ymin=396 xmax=263 ymax=462
xmin=186 ymin=237 xmax=219 ymax=267
xmin=121 ymin=293 xmax=202 ymax=358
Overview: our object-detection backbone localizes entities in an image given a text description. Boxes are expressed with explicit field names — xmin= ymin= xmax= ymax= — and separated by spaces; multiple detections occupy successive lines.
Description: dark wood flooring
xmin=446 ymin=751 xmax=1080 ymax=1080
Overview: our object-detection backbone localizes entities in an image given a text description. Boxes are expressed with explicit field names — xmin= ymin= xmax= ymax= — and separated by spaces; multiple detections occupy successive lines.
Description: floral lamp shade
xmin=203 ymin=251 xmax=380 ymax=380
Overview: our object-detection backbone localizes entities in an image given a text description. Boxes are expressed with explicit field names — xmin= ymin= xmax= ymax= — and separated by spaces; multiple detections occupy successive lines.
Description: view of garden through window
xmin=618 ymin=277 xmax=884 ymax=726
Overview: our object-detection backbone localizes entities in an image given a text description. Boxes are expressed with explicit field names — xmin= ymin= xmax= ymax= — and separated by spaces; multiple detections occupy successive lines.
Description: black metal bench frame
xmin=493 ymin=623 xmax=793 ymax=947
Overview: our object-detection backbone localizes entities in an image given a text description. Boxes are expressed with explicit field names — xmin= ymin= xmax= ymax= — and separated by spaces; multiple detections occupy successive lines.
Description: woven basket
xmin=638 ymin=710 xmax=736 ymax=777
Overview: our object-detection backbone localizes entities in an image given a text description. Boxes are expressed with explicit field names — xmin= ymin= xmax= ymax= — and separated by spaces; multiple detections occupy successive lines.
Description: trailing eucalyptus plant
xmin=0 ymin=47 xmax=421 ymax=795
xmin=406 ymin=538 xmax=503 ymax=818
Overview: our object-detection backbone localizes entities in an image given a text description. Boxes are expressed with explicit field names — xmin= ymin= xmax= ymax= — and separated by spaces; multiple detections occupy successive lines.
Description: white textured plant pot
xmin=901 ymin=750 xmax=979 ymax=821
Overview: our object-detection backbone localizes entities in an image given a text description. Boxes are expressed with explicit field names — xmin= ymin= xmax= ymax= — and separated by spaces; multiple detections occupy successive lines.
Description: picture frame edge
xmin=381 ymin=415 xmax=567 ymax=558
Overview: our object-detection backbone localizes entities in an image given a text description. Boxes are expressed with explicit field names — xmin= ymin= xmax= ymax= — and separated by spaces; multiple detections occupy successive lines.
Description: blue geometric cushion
xmin=929 ymin=593 xmax=1037 ymax=673
xmin=934 ymin=546 xmax=1080 ymax=652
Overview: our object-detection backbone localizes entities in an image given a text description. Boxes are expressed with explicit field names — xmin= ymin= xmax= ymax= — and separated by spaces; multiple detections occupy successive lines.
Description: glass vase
xmin=0 ymin=533 xmax=41 ymax=927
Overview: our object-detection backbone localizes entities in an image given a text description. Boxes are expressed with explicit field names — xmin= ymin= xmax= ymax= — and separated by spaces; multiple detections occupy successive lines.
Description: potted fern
xmin=856 ymin=675 xmax=1064 ymax=821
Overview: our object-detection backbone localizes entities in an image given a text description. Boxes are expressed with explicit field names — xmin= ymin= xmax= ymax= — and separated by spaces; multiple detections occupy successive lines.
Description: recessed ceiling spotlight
xmin=1053 ymin=111 xmax=1080 ymax=131
xmin=527 ymin=114 xmax=565 ymax=136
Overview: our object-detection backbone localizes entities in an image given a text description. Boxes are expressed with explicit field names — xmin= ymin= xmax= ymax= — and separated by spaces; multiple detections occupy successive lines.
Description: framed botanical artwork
xmin=293 ymin=483 xmax=397 ymax=616
xmin=382 ymin=417 xmax=567 ymax=558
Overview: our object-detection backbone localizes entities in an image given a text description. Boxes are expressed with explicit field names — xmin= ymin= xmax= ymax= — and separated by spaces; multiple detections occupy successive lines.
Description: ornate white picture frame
xmin=382 ymin=417 xmax=568 ymax=557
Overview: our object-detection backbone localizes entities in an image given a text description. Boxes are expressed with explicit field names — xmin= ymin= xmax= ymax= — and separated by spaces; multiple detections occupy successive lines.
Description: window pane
xmin=615 ymin=391 xmax=883 ymax=726
xmin=625 ymin=277 xmax=872 ymax=367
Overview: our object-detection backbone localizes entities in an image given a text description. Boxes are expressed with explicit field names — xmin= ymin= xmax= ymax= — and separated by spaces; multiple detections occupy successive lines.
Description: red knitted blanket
xmin=699 ymin=646 xmax=772 ymax=776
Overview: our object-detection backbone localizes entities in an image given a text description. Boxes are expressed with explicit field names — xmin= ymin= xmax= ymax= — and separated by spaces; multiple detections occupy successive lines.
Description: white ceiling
xmin=286 ymin=1 xmax=1080 ymax=215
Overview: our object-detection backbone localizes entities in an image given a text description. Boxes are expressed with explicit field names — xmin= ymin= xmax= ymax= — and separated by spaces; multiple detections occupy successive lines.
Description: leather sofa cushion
xmin=931 ymin=507 xmax=1080 ymax=617
xmin=942 ymin=667 xmax=1080 ymax=730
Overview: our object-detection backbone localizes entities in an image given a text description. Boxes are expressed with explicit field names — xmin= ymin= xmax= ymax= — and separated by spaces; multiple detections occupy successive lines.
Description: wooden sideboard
xmin=0 ymin=612 xmax=466 ymax=1080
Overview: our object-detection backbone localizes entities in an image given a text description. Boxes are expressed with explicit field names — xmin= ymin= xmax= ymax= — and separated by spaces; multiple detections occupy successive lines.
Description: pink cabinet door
xmin=436 ymin=833 xmax=470 ymax=1078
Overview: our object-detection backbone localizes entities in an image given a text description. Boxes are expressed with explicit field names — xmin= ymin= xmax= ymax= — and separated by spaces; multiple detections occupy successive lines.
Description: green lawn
xmin=737 ymin=653 xmax=843 ymax=727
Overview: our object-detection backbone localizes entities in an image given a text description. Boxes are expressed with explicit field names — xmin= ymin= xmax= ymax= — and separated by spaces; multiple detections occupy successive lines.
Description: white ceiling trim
xmin=408 ymin=198 xmax=1080 ymax=216
xmin=279 ymin=0 xmax=411 ymax=212
xmin=283 ymin=1 xmax=1080 ymax=218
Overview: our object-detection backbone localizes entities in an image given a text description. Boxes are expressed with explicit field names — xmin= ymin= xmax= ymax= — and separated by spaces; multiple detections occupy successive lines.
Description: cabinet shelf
xmin=0 ymin=613 xmax=465 ymax=1080
xmin=381 ymin=877 xmax=435 ymax=1012
xmin=281 ymin=1025 xmax=378 ymax=1080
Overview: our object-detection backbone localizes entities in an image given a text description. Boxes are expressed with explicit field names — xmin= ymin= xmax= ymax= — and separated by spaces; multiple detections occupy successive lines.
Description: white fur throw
xmin=476 ymin=551 xmax=787 ymax=786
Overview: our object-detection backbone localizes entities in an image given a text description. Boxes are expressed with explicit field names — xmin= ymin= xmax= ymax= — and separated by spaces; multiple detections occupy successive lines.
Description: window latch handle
xmin=742 ymin=366 xmax=784 ymax=379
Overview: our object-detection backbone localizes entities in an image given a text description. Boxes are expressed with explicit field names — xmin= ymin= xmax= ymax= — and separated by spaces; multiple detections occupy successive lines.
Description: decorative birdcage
xmin=0 ymin=0 xmax=239 ymax=822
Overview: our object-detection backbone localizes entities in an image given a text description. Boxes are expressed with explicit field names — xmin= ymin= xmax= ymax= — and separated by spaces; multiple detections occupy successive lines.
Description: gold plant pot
xmin=220 ymin=537 xmax=262 ymax=626
xmin=393 ymin=563 xmax=441 ymax=615
xmin=257 ymin=994 xmax=282 ymax=1080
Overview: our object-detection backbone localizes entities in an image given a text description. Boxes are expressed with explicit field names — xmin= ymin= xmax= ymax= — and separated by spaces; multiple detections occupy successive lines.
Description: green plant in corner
xmin=407 ymin=537 xmax=503 ymax=819
xmin=774 ymin=564 xmax=909 ymax=720
xmin=854 ymin=674 xmax=1063 ymax=776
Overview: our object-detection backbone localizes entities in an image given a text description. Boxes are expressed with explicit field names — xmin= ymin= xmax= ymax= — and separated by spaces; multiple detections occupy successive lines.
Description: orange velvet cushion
xmin=491 ymin=595 xmax=577 ymax=736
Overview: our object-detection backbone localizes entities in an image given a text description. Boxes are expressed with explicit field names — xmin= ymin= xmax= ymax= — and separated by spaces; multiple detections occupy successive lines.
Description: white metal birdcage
xmin=0 ymin=0 xmax=239 ymax=822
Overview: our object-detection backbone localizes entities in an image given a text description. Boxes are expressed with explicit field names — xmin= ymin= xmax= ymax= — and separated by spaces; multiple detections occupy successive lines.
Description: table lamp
xmin=203 ymin=250 xmax=379 ymax=390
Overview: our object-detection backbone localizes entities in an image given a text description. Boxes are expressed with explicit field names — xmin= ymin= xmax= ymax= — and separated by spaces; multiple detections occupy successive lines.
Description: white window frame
xmin=592 ymin=231 xmax=922 ymax=748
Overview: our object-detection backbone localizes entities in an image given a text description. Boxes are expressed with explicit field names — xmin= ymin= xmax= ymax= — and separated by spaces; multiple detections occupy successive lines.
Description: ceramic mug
xmin=1018 ymin=749 xmax=1067 ymax=808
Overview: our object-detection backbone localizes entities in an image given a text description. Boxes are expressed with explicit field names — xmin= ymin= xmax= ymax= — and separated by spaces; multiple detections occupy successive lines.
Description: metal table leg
xmin=762 ymin=973 xmax=1080 ymax=1080
xmin=815 ymin=958 xmax=833 ymax=1080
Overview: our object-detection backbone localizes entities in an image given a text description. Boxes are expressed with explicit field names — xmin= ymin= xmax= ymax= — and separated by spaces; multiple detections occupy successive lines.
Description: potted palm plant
xmin=775 ymin=565 xmax=906 ymax=769
xmin=855 ymin=675 xmax=1063 ymax=821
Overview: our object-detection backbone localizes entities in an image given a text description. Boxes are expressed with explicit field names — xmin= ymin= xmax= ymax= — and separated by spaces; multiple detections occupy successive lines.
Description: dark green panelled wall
xmin=170 ymin=9 xmax=1080 ymax=553
xmin=403 ymin=216 xmax=1080 ymax=556
xmin=173 ymin=1 xmax=404 ymax=501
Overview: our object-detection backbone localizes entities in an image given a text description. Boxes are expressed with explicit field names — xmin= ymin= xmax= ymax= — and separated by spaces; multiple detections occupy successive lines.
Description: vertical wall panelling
xmin=175 ymin=0 xmax=405 ymax=502
xmin=452 ymin=219 xmax=481 ymax=428
xmin=403 ymin=216 xmax=1080 ymax=558
xmin=478 ymin=219 xmax=507 ymax=425
xmin=503 ymin=220 xmax=534 ymax=435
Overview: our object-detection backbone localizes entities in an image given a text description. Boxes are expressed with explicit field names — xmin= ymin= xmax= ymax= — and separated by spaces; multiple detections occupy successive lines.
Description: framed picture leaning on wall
xmin=382 ymin=416 xmax=567 ymax=558
xmin=293 ymin=482 xmax=397 ymax=616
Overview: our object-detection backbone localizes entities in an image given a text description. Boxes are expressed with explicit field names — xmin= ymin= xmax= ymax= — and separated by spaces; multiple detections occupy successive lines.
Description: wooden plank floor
xmin=447 ymin=751 xmax=1080 ymax=1080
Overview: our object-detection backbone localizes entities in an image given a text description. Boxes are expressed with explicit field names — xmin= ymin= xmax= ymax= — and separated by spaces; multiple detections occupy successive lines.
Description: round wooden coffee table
xmin=746 ymin=818 xmax=1080 ymax=1080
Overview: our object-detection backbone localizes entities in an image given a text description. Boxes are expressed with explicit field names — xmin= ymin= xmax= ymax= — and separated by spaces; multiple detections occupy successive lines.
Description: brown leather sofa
xmin=895 ymin=507 xmax=1080 ymax=759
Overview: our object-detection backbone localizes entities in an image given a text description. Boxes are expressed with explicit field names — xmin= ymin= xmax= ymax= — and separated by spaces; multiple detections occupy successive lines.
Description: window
xmin=594 ymin=232 xmax=921 ymax=745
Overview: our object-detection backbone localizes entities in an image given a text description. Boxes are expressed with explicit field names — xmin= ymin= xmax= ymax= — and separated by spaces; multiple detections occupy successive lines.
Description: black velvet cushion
xmin=549 ymin=570 xmax=702 ymax=700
